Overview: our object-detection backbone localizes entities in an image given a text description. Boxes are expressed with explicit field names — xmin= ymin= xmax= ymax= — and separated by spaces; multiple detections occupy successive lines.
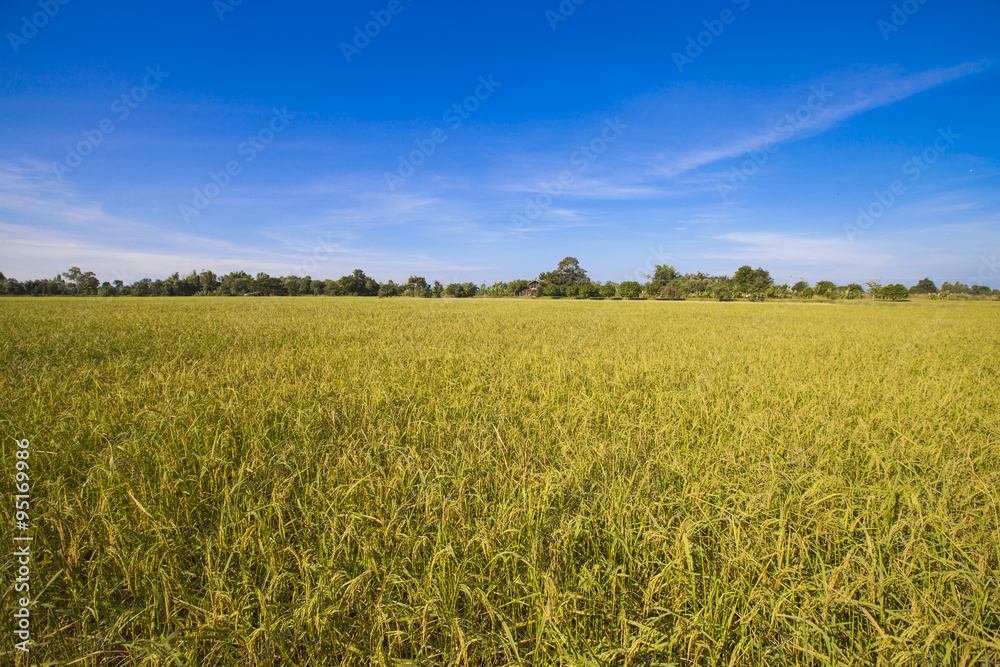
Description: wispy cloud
xmin=0 ymin=158 xmax=112 ymax=227
xmin=655 ymin=60 xmax=991 ymax=179
xmin=0 ymin=159 xmax=303 ymax=279
xmin=710 ymin=231 xmax=889 ymax=265
xmin=702 ymin=221 xmax=1000 ymax=286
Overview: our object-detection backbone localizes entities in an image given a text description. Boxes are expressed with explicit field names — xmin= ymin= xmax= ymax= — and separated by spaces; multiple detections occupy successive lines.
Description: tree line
xmin=1 ymin=259 xmax=996 ymax=301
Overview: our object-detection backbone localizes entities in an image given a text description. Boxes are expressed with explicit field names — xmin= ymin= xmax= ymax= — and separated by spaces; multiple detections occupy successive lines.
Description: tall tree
xmin=619 ymin=281 xmax=642 ymax=299
xmin=864 ymin=279 xmax=882 ymax=302
xmin=881 ymin=284 xmax=909 ymax=301
xmin=732 ymin=266 xmax=773 ymax=299
xmin=910 ymin=277 xmax=938 ymax=294
xmin=653 ymin=265 xmax=678 ymax=282
xmin=815 ymin=280 xmax=836 ymax=294
xmin=540 ymin=257 xmax=589 ymax=286
xmin=199 ymin=270 xmax=220 ymax=293
xmin=61 ymin=266 xmax=98 ymax=295
xmin=338 ymin=269 xmax=376 ymax=296
xmin=406 ymin=276 xmax=428 ymax=297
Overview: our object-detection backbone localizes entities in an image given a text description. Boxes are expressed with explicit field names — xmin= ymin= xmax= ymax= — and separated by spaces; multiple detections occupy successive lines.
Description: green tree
xmin=619 ymin=281 xmax=642 ymax=299
xmin=378 ymin=280 xmax=400 ymax=298
xmin=198 ymin=270 xmax=220 ymax=294
xmin=482 ymin=281 xmax=507 ymax=297
xmin=880 ymin=284 xmax=909 ymax=301
xmin=338 ymin=269 xmax=377 ymax=296
xmin=443 ymin=282 xmax=479 ymax=298
xmin=910 ymin=277 xmax=938 ymax=294
xmin=539 ymin=257 xmax=589 ymax=286
xmin=815 ymin=280 xmax=836 ymax=294
xmin=732 ymin=266 xmax=773 ymax=300
xmin=864 ymin=279 xmax=882 ymax=302
xmin=406 ymin=276 xmax=428 ymax=297
xmin=542 ymin=283 xmax=565 ymax=297
xmin=284 ymin=277 xmax=299 ymax=296
xmin=61 ymin=267 xmax=83 ymax=294
xmin=507 ymin=279 xmax=529 ymax=296
xmin=660 ymin=285 xmax=686 ymax=300
xmin=61 ymin=267 xmax=99 ymax=295
xmin=80 ymin=272 xmax=99 ymax=295
xmin=254 ymin=272 xmax=282 ymax=295
xmin=220 ymin=271 xmax=253 ymax=295
xmin=599 ymin=282 xmax=617 ymax=298
xmin=653 ymin=265 xmax=678 ymax=283
xmin=175 ymin=271 xmax=201 ymax=296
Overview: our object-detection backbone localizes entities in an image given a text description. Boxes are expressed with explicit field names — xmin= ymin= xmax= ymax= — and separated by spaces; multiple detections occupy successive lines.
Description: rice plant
xmin=1 ymin=297 xmax=998 ymax=665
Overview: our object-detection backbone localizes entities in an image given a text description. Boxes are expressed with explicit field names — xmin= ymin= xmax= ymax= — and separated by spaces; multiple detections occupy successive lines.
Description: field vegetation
xmin=3 ymin=260 xmax=997 ymax=301
xmin=2 ymin=297 xmax=998 ymax=665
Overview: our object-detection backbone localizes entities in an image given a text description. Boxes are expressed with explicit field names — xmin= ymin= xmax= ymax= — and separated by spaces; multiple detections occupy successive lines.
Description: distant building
xmin=525 ymin=280 xmax=543 ymax=295
xmin=243 ymin=291 xmax=266 ymax=297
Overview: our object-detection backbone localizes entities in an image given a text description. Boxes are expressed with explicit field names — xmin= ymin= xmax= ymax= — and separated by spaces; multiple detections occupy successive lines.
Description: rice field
xmin=2 ymin=297 xmax=999 ymax=666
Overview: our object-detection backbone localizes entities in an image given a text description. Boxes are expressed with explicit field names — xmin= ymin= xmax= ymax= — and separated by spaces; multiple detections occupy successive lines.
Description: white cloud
xmin=703 ymin=224 xmax=1000 ymax=287
xmin=654 ymin=60 xmax=991 ymax=178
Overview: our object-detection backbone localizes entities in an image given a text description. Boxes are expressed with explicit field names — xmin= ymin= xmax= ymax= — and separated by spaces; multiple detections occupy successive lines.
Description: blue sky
xmin=1 ymin=0 xmax=998 ymax=287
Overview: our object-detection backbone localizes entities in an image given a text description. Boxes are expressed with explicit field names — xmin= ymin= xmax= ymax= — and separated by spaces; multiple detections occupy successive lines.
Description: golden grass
xmin=1 ymin=297 xmax=998 ymax=665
